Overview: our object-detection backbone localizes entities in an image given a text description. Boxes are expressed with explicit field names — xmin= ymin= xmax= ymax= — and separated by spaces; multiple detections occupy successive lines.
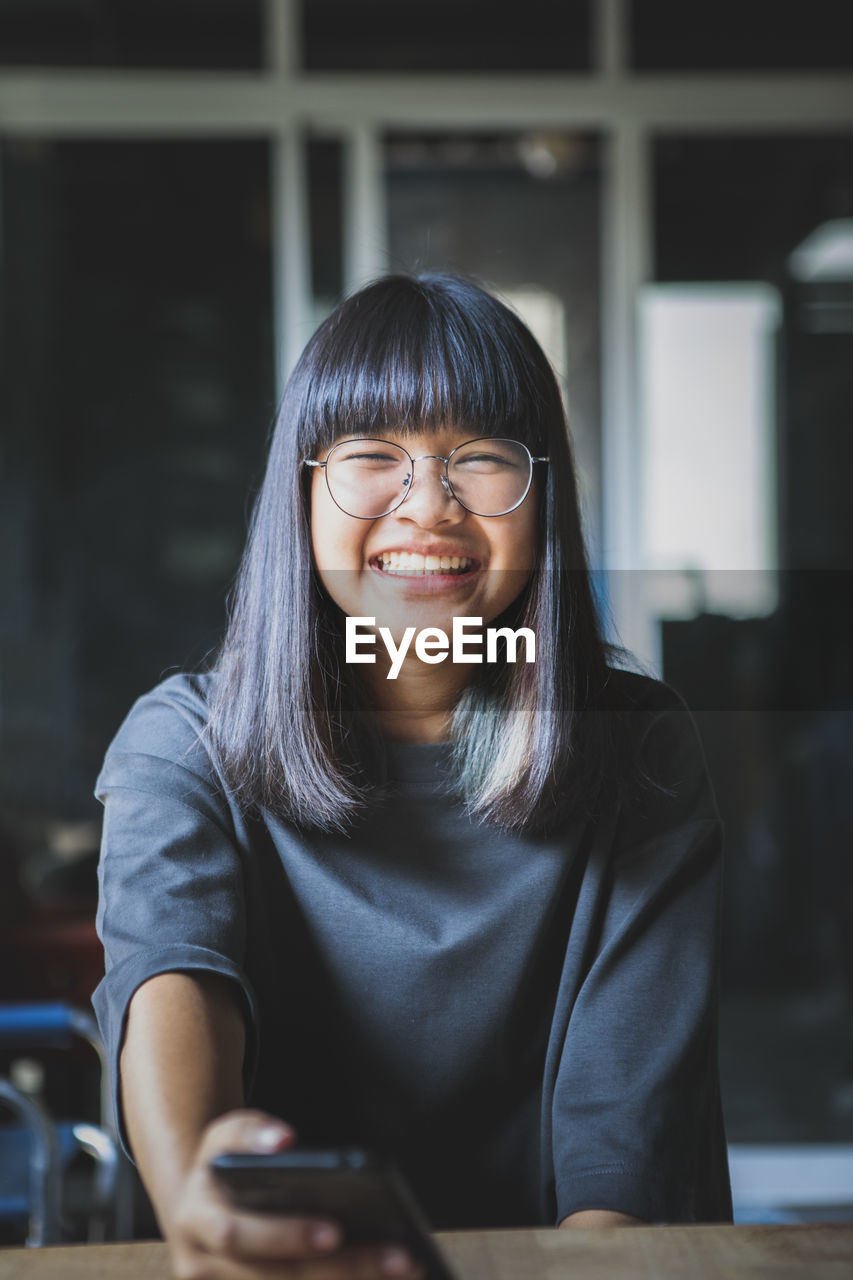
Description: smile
xmin=373 ymin=551 xmax=476 ymax=575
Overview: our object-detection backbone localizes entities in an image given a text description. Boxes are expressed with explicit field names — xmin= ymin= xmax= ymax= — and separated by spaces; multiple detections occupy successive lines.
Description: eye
xmin=453 ymin=451 xmax=520 ymax=471
xmin=336 ymin=450 xmax=406 ymax=467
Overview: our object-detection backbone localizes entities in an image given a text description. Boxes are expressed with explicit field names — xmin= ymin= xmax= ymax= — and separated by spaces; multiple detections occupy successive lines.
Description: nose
xmin=397 ymin=456 xmax=463 ymax=525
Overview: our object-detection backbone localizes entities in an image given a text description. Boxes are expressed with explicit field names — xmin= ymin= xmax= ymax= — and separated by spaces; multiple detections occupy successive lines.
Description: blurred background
xmin=1 ymin=0 xmax=852 ymax=1242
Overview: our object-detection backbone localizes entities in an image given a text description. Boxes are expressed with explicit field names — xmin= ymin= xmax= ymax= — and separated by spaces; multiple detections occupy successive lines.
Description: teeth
xmin=377 ymin=552 xmax=473 ymax=574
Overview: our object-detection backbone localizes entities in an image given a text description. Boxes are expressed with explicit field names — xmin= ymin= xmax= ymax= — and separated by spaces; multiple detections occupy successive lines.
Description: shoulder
xmin=597 ymin=665 xmax=702 ymax=745
xmin=597 ymin=664 xmax=687 ymax=715
xmin=96 ymin=671 xmax=222 ymax=801
xmin=111 ymin=670 xmax=214 ymax=740
xmin=596 ymin=665 xmax=719 ymax=827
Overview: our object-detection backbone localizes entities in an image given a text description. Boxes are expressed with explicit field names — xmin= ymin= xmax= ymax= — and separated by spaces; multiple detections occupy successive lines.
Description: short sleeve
xmin=551 ymin=683 xmax=732 ymax=1224
xmin=91 ymin=674 xmax=260 ymax=1158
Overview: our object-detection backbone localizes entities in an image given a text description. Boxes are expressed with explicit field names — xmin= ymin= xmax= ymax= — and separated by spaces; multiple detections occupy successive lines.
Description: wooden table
xmin=1 ymin=1226 xmax=852 ymax=1279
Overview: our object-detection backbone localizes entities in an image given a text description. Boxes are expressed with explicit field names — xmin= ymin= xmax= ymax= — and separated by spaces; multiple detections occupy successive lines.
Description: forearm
xmin=119 ymin=969 xmax=246 ymax=1233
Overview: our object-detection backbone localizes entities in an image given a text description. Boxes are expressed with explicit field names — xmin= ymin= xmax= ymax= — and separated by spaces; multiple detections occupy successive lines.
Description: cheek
xmin=309 ymin=474 xmax=326 ymax=564
xmin=499 ymin=509 xmax=539 ymax=571
xmin=519 ymin=493 xmax=542 ymax=568
xmin=310 ymin=485 xmax=362 ymax=570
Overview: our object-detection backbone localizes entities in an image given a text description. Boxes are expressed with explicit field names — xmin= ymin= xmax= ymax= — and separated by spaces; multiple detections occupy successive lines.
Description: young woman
xmin=94 ymin=273 xmax=732 ymax=1279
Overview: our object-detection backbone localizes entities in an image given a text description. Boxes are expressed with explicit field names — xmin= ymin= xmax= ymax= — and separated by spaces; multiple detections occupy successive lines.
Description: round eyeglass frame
xmin=302 ymin=436 xmax=550 ymax=520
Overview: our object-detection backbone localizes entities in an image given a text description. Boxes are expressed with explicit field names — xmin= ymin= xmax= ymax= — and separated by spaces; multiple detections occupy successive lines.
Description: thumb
xmin=200 ymin=1109 xmax=298 ymax=1161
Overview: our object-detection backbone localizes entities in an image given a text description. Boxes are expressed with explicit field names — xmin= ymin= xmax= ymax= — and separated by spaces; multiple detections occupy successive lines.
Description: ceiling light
xmin=788 ymin=217 xmax=853 ymax=282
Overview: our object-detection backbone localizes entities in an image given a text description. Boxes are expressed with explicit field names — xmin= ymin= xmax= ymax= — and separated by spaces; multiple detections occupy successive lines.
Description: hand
xmin=166 ymin=1109 xmax=425 ymax=1280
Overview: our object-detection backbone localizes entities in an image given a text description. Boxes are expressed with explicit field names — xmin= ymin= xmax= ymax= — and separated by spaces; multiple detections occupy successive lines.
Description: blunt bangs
xmin=294 ymin=274 xmax=552 ymax=457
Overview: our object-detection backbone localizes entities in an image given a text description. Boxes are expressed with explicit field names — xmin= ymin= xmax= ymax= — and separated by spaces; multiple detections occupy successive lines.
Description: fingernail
xmin=311 ymin=1222 xmax=340 ymax=1250
xmin=381 ymin=1246 xmax=413 ymax=1275
xmin=253 ymin=1124 xmax=291 ymax=1151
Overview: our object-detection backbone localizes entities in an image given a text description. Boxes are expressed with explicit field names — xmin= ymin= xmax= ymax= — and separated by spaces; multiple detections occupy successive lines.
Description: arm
xmin=119 ymin=970 xmax=247 ymax=1226
xmin=97 ymin=685 xmax=424 ymax=1276
xmin=120 ymin=970 xmax=376 ymax=1275
xmin=550 ymin=687 xmax=732 ymax=1225
xmin=92 ymin=676 xmax=264 ymax=1163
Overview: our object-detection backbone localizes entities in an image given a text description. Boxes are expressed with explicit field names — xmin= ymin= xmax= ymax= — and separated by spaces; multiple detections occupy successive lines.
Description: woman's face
xmin=309 ymin=425 xmax=540 ymax=646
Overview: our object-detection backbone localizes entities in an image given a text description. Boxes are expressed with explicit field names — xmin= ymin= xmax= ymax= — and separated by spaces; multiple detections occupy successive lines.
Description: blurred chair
xmin=0 ymin=1076 xmax=61 ymax=1245
xmin=0 ymin=1002 xmax=131 ymax=1244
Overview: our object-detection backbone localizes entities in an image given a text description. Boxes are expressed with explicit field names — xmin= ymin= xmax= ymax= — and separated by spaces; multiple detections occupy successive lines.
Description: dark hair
xmin=206 ymin=271 xmax=638 ymax=833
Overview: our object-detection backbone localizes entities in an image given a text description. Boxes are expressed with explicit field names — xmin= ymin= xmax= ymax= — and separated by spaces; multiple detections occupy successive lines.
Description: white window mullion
xmin=600 ymin=120 xmax=658 ymax=668
xmin=263 ymin=0 xmax=300 ymax=75
xmin=343 ymin=123 xmax=388 ymax=294
xmin=272 ymin=128 xmax=312 ymax=394
xmin=266 ymin=2 xmax=307 ymax=395
xmin=595 ymin=0 xmax=628 ymax=78
xmin=0 ymin=72 xmax=851 ymax=134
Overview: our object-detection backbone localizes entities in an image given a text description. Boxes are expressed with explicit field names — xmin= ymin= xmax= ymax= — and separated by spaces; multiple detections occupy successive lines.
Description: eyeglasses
xmin=303 ymin=436 xmax=549 ymax=519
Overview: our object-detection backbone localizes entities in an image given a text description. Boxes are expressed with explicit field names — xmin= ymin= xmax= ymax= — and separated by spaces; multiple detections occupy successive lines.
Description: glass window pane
xmin=655 ymin=133 xmax=853 ymax=573
xmin=639 ymin=284 xmax=780 ymax=609
xmin=303 ymin=1 xmax=593 ymax=71
xmin=385 ymin=130 xmax=602 ymax=557
xmin=0 ymin=0 xmax=263 ymax=69
xmin=631 ymin=0 xmax=853 ymax=71
xmin=652 ymin=132 xmax=853 ymax=1149
xmin=0 ymin=138 xmax=274 ymax=818
xmin=655 ymin=135 xmax=853 ymax=285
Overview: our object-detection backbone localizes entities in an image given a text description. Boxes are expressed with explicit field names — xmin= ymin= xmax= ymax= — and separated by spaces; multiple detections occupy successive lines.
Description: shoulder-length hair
xmin=206 ymin=271 xmax=636 ymax=834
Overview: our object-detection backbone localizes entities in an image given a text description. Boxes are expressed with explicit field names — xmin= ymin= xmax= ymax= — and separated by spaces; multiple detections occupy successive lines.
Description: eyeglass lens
xmin=324 ymin=438 xmax=533 ymax=518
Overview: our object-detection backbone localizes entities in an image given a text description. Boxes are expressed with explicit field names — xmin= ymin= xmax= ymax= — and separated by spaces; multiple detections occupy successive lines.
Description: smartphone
xmin=210 ymin=1148 xmax=457 ymax=1280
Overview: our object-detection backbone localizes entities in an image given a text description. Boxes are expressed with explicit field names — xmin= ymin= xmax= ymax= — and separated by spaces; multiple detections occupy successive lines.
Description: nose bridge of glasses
xmin=404 ymin=453 xmax=454 ymax=498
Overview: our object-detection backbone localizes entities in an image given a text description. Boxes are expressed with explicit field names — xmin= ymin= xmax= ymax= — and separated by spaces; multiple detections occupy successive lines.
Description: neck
xmin=364 ymin=656 xmax=470 ymax=744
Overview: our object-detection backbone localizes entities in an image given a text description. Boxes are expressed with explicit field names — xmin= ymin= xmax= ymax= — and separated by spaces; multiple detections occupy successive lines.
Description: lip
xmin=368 ymin=557 xmax=480 ymax=596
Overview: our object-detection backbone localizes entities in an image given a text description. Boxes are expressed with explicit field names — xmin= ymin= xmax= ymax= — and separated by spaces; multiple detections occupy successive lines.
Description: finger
xmin=173 ymin=1240 xmax=425 ymax=1280
xmin=340 ymin=1243 xmax=427 ymax=1280
xmin=295 ymin=1242 xmax=427 ymax=1280
xmin=198 ymin=1109 xmax=298 ymax=1161
xmin=204 ymin=1242 xmax=425 ymax=1280
xmin=171 ymin=1241 xmax=289 ymax=1280
xmin=174 ymin=1247 xmax=425 ymax=1280
xmin=192 ymin=1203 xmax=344 ymax=1262
xmin=172 ymin=1244 xmax=336 ymax=1280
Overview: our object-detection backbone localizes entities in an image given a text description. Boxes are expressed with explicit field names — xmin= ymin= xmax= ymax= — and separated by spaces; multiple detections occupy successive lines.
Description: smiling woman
xmin=93 ymin=272 xmax=733 ymax=1279
xmin=206 ymin=273 xmax=606 ymax=830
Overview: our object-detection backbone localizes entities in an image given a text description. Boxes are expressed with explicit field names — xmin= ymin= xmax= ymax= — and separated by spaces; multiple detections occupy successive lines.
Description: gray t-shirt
xmin=92 ymin=667 xmax=732 ymax=1228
